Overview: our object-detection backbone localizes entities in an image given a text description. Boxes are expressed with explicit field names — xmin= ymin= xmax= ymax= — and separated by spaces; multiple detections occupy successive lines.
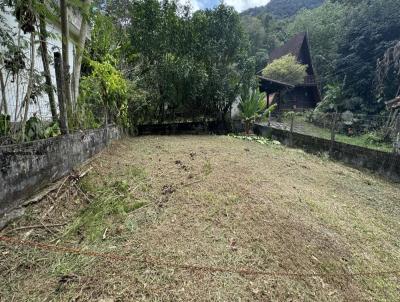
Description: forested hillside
xmin=241 ymin=0 xmax=325 ymax=19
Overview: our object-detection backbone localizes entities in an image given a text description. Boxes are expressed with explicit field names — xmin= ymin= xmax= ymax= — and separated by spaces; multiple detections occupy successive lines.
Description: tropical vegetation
xmin=0 ymin=0 xmax=399 ymax=145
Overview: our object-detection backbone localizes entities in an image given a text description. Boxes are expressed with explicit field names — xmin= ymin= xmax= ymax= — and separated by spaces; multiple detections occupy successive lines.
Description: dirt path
xmin=1 ymin=136 xmax=400 ymax=301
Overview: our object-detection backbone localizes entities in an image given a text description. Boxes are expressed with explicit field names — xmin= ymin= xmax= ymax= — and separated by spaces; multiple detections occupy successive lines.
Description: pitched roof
xmin=269 ymin=32 xmax=306 ymax=62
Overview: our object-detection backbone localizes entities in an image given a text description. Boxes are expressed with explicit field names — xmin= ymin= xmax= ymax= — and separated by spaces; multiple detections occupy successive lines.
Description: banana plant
xmin=238 ymin=89 xmax=277 ymax=134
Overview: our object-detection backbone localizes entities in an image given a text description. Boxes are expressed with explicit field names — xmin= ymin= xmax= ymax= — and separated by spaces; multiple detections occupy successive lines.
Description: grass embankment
xmin=1 ymin=136 xmax=400 ymax=301
xmin=281 ymin=116 xmax=393 ymax=152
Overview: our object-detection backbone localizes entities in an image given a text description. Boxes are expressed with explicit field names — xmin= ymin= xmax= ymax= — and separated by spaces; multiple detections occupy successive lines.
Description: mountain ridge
xmin=241 ymin=0 xmax=325 ymax=19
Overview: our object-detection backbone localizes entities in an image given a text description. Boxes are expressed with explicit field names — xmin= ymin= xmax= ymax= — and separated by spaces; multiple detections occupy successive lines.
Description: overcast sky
xmin=189 ymin=0 xmax=271 ymax=12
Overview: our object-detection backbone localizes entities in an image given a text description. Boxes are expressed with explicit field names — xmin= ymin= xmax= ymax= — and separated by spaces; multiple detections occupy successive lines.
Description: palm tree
xmin=238 ymin=89 xmax=276 ymax=134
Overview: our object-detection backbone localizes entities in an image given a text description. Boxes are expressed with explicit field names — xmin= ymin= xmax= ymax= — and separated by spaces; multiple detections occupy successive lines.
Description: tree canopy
xmin=262 ymin=54 xmax=307 ymax=85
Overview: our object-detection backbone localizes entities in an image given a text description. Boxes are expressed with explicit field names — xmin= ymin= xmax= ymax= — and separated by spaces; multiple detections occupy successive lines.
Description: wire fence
xmin=263 ymin=111 xmax=400 ymax=154
xmin=1 ymin=235 xmax=400 ymax=279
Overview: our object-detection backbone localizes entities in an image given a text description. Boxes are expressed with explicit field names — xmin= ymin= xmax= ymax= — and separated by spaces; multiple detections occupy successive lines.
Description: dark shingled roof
xmin=269 ymin=32 xmax=306 ymax=62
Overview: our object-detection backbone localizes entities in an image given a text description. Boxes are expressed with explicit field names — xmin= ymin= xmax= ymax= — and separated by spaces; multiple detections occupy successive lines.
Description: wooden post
xmin=290 ymin=113 xmax=295 ymax=145
xmin=329 ymin=112 xmax=338 ymax=156
xmin=394 ymin=114 xmax=400 ymax=154
xmin=54 ymin=52 xmax=69 ymax=135
xmin=266 ymin=93 xmax=270 ymax=108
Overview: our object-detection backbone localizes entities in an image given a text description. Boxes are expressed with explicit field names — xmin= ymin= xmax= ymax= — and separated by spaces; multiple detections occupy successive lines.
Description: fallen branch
xmin=55 ymin=176 xmax=70 ymax=198
xmin=72 ymin=182 xmax=93 ymax=204
xmin=41 ymin=205 xmax=55 ymax=220
xmin=78 ymin=167 xmax=93 ymax=179
xmin=182 ymin=179 xmax=203 ymax=187
xmin=4 ymin=223 xmax=67 ymax=234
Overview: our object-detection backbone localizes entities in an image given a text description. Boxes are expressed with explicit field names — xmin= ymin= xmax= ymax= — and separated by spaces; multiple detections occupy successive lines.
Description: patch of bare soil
xmin=1 ymin=135 xmax=400 ymax=301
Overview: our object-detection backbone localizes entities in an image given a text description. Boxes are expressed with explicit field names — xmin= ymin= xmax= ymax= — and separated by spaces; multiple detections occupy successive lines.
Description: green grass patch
xmin=67 ymin=169 xmax=148 ymax=241
xmin=202 ymin=160 xmax=212 ymax=176
xmin=50 ymin=253 xmax=94 ymax=277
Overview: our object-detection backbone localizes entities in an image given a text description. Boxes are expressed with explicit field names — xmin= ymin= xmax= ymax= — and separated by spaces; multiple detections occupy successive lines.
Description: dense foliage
xmin=84 ymin=1 xmax=254 ymax=127
xmin=335 ymin=0 xmax=400 ymax=113
xmin=262 ymin=54 xmax=307 ymax=85
xmin=2 ymin=0 xmax=400 ymax=140
xmin=241 ymin=0 xmax=325 ymax=19
xmin=286 ymin=1 xmax=345 ymax=79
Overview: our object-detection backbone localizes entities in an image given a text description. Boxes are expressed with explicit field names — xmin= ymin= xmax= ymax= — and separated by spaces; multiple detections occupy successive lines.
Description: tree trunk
xmin=54 ymin=52 xmax=69 ymax=134
xmin=14 ymin=28 xmax=21 ymax=122
xmin=0 ymin=68 xmax=7 ymax=115
xmin=245 ymin=120 xmax=250 ymax=135
xmin=39 ymin=9 xmax=58 ymax=122
xmin=60 ymin=0 xmax=72 ymax=122
xmin=72 ymin=0 xmax=91 ymax=107
xmin=21 ymin=31 xmax=36 ymax=141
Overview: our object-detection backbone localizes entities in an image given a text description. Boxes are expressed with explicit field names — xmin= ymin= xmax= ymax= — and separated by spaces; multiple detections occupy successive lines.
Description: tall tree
xmin=286 ymin=1 xmax=346 ymax=80
xmin=72 ymin=0 xmax=92 ymax=107
xmin=38 ymin=1 xmax=58 ymax=122
xmin=60 ymin=0 xmax=72 ymax=125
xmin=22 ymin=30 xmax=36 ymax=141
xmin=335 ymin=0 xmax=400 ymax=113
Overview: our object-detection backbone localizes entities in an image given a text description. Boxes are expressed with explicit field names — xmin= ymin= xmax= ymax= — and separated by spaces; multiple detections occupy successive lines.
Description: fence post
xmin=329 ymin=112 xmax=338 ymax=156
xmin=289 ymin=113 xmax=294 ymax=147
xmin=394 ymin=114 xmax=400 ymax=154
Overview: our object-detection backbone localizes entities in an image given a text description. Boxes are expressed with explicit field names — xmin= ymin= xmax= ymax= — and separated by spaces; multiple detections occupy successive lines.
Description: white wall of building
xmin=1 ymin=7 xmax=77 ymax=122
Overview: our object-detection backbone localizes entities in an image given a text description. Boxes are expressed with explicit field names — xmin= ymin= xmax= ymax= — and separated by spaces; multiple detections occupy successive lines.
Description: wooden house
xmin=258 ymin=32 xmax=321 ymax=110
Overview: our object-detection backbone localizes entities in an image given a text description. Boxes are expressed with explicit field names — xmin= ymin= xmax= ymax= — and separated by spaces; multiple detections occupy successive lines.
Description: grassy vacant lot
xmin=1 ymin=135 xmax=400 ymax=301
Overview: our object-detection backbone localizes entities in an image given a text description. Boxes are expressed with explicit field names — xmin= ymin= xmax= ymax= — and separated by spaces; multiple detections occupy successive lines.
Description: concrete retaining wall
xmin=253 ymin=124 xmax=400 ymax=182
xmin=0 ymin=126 xmax=120 ymax=215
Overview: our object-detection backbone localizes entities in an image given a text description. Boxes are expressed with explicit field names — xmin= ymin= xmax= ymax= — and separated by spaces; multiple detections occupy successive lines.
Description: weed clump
xmin=67 ymin=170 xmax=147 ymax=241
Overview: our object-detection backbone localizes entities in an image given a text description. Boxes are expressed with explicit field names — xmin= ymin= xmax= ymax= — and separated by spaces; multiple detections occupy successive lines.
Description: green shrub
xmin=0 ymin=114 xmax=11 ymax=136
xmin=364 ymin=131 xmax=386 ymax=145
xmin=79 ymin=60 xmax=129 ymax=128
xmin=25 ymin=116 xmax=60 ymax=141
xmin=262 ymin=54 xmax=307 ymax=85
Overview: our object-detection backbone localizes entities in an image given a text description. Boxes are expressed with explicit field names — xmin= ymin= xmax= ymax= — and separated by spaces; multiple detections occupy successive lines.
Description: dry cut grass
xmin=1 ymin=135 xmax=400 ymax=301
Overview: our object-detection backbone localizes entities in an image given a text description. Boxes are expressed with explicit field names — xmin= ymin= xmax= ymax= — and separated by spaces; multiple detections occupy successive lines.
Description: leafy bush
xmin=24 ymin=116 xmax=60 ymax=141
xmin=79 ymin=60 xmax=129 ymax=128
xmin=238 ymin=89 xmax=277 ymax=134
xmin=364 ymin=131 xmax=386 ymax=146
xmin=262 ymin=54 xmax=307 ymax=84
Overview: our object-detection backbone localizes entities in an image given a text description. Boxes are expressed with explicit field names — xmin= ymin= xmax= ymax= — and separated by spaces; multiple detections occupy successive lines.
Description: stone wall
xmin=253 ymin=124 xmax=400 ymax=182
xmin=0 ymin=126 xmax=120 ymax=215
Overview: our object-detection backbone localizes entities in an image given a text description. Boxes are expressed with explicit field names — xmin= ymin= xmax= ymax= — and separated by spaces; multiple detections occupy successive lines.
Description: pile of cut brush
xmin=0 ymin=167 xmax=93 ymax=240
xmin=228 ymin=134 xmax=281 ymax=146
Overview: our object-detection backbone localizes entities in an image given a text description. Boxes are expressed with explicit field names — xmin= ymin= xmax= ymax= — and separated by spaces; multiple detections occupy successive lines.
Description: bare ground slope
xmin=1 ymin=135 xmax=400 ymax=301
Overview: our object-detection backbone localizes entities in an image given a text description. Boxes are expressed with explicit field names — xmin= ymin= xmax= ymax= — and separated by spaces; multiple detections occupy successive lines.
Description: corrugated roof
xmin=269 ymin=32 xmax=306 ymax=62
